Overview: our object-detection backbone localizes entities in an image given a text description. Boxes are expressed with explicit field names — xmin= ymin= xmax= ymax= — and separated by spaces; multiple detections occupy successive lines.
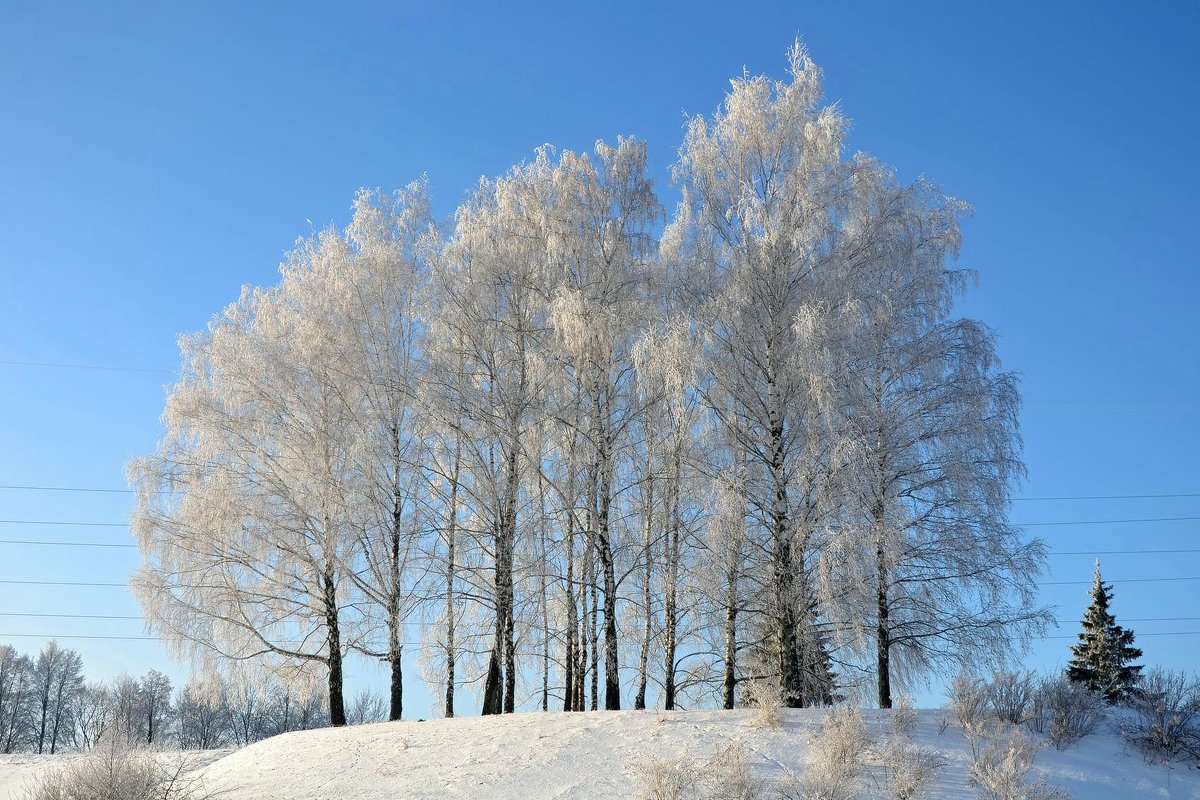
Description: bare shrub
xmin=703 ymin=744 xmax=763 ymax=800
xmin=1027 ymin=676 xmax=1106 ymax=750
xmin=1122 ymin=667 xmax=1200 ymax=763
xmin=987 ymin=670 xmax=1036 ymax=725
xmin=949 ymin=671 xmax=989 ymax=734
xmin=890 ymin=694 xmax=917 ymax=739
xmin=880 ymin=742 xmax=945 ymax=800
xmin=347 ymin=689 xmax=388 ymax=725
xmin=637 ymin=744 xmax=764 ymax=800
xmin=745 ymin=680 xmax=784 ymax=729
xmin=22 ymin=737 xmax=210 ymax=800
xmin=968 ymin=727 xmax=1072 ymax=800
xmin=785 ymin=707 xmax=871 ymax=800
xmin=637 ymin=755 xmax=702 ymax=800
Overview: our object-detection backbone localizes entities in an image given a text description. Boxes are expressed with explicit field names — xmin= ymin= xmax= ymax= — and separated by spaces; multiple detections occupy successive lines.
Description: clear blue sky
xmin=1 ymin=1 xmax=1197 ymax=714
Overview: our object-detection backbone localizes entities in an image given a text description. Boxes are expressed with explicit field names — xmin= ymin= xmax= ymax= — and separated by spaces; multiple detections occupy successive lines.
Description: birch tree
xmin=30 ymin=640 xmax=82 ymax=754
xmin=331 ymin=184 xmax=432 ymax=721
xmin=542 ymin=139 xmax=659 ymax=711
xmin=0 ymin=645 xmax=32 ymax=753
xmin=827 ymin=160 xmax=1047 ymax=707
xmin=431 ymin=161 xmax=552 ymax=714
xmin=130 ymin=214 xmax=382 ymax=726
xmin=667 ymin=41 xmax=847 ymax=707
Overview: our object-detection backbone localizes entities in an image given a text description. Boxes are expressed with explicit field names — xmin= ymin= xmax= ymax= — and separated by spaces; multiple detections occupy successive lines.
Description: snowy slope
xmin=0 ymin=749 xmax=229 ymax=800
xmin=2 ymin=710 xmax=1197 ymax=799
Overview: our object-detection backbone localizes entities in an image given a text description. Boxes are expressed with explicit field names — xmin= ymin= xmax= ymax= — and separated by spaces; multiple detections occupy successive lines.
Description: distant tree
xmin=108 ymin=675 xmax=143 ymax=744
xmin=176 ymin=676 xmax=231 ymax=750
xmin=1066 ymin=561 xmax=1143 ymax=703
xmin=30 ymin=640 xmax=83 ymax=754
xmin=0 ymin=645 xmax=33 ymax=753
xmin=140 ymin=670 xmax=174 ymax=745
xmin=70 ymin=682 xmax=112 ymax=750
xmin=346 ymin=689 xmax=388 ymax=725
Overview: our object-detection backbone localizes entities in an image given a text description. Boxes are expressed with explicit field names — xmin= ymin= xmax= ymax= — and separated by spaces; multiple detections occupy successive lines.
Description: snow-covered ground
xmin=1 ymin=709 xmax=1196 ymax=799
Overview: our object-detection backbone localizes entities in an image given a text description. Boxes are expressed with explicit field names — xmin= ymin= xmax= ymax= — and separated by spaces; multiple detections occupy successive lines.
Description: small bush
xmin=1122 ymin=667 xmax=1200 ymax=763
xmin=636 ymin=745 xmax=762 ymax=800
xmin=890 ymin=695 xmax=917 ymax=739
xmin=880 ymin=742 xmax=945 ymax=800
xmin=22 ymin=738 xmax=210 ymax=800
xmin=1028 ymin=676 xmax=1106 ymax=750
xmin=745 ymin=680 xmax=784 ymax=729
xmin=987 ymin=670 xmax=1036 ymax=725
xmin=786 ymin=707 xmax=871 ymax=800
xmin=950 ymin=671 xmax=989 ymax=734
xmin=637 ymin=756 xmax=702 ymax=800
xmin=968 ymin=727 xmax=1072 ymax=800
xmin=704 ymin=744 xmax=763 ymax=800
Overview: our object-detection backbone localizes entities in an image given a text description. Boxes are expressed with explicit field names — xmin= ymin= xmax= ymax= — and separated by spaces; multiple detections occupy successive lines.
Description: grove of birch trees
xmin=129 ymin=43 xmax=1048 ymax=725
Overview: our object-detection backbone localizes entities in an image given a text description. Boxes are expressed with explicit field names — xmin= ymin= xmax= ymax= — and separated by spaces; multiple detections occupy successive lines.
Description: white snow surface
xmin=1 ymin=709 xmax=1197 ymax=799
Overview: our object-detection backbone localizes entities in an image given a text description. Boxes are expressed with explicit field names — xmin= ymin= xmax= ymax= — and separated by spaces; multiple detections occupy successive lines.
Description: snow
xmin=1 ymin=709 xmax=1197 ymax=799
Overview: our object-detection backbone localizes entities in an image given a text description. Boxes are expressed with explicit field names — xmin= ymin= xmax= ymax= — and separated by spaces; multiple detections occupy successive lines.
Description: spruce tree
xmin=1066 ymin=561 xmax=1143 ymax=703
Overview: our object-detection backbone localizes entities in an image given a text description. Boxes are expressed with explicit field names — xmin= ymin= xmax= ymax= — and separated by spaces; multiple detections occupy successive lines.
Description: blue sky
xmin=1 ymin=1 xmax=1197 ymax=714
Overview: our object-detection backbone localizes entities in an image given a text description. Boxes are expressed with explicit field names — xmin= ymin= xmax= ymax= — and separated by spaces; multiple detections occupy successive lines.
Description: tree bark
xmin=564 ymin=510 xmax=576 ymax=712
xmin=388 ymin=429 xmax=405 ymax=722
xmin=324 ymin=566 xmax=347 ymax=727
xmin=634 ymin=461 xmax=654 ymax=711
xmin=444 ymin=438 xmax=460 ymax=719
xmin=876 ymin=526 xmax=892 ymax=709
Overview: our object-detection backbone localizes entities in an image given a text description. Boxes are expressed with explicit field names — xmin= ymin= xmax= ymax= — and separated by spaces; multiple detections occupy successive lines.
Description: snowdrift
xmin=3 ymin=709 xmax=1197 ymax=799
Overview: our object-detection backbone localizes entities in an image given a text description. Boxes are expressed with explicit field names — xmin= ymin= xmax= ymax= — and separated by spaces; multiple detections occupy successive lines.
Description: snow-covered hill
xmin=2 ymin=709 xmax=1197 ymax=799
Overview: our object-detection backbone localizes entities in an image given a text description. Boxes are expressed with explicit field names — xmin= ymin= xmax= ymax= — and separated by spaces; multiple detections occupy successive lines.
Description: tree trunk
xmin=768 ymin=411 xmax=803 ymax=708
xmin=723 ymin=593 xmax=738 ymax=710
xmin=481 ymin=644 xmax=503 ymax=715
xmin=444 ymin=440 xmax=460 ymax=719
xmin=564 ymin=511 xmax=576 ymax=712
xmin=873 ymin=421 xmax=892 ymax=710
xmin=535 ymin=458 xmax=550 ymax=712
xmin=388 ymin=425 xmax=405 ymax=722
xmin=502 ymin=449 xmax=519 ymax=714
xmin=588 ymin=539 xmax=599 ymax=712
xmin=324 ymin=566 xmax=347 ymax=727
xmin=663 ymin=444 xmax=683 ymax=710
xmin=598 ymin=433 xmax=621 ymax=711
xmin=634 ymin=465 xmax=654 ymax=711
xmin=389 ymin=651 xmax=403 ymax=722
xmin=876 ymin=536 xmax=892 ymax=709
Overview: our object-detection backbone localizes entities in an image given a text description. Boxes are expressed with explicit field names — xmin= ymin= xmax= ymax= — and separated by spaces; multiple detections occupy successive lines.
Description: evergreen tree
xmin=1066 ymin=561 xmax=1143 ymax=703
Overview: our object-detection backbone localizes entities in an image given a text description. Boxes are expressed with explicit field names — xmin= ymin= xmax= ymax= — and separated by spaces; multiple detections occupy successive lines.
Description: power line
xmin=1026 ymin=402 xmax=1200 ymax=412
xmin=0 ymin=633 xmax=156 ymax=641
xmin=0 ymin=359 xmax=174 ymax=375
xmin=0 ymin=484 xmax=132 ymax=494
xmin=0 ymin=579 xmax=126 ymax=587
xmin=0 ymin=632 xmax=419 ymax=647
xmin=3 ymin=484 xmax=1196 ymax=501
xmin=0 ymin=520 xmax=127 ymax=527
xmin=8 ymin=609 xmax=1199 ymax=625
xmin=0 ymin=539 xmax=135 ymax=548
xmin=3 ymin=515 xmax=1197 ymax=530
xmin=7 ymin=539 xmax=1192 ymax=556
xmin=1055 ymin=617 xmax=1200 ymax=624
xmin=1043 ymin=575 xmax=1200 ymax=586
xmin=0 ymin=612 xmax=144 ymax=620
xmin=1049 ymin=548 xmax=1200 ymax=555
xmin=1017 ymin=492 xmax=1200 ymax=501
xmin=8 ymin=575 xmax=1195 ymax=589
xmin=1042 ymin=631 xmax=1200 ymax=639
xmin=1020 ymin=516 xmax=1200 ymax=527
xmin=3 ymin=630 xmax=1197 ymax=642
